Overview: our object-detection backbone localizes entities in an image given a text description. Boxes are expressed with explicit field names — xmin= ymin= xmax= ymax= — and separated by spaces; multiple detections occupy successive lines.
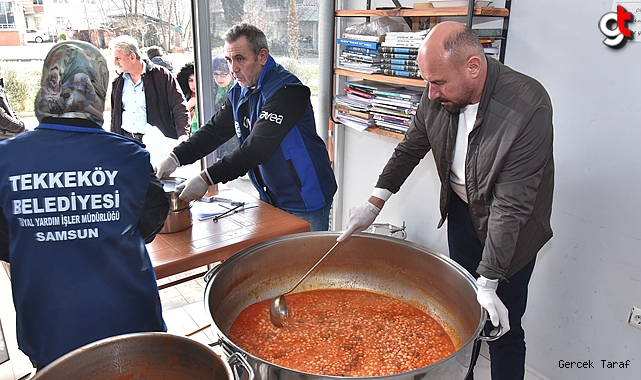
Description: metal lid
xmin=160 ymin=177 xmax=186 ymax=193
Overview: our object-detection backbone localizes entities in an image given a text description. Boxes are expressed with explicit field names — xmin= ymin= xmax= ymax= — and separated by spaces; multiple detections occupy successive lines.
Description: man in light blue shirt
xmin=110 ymin=36 xmax=189 ymax=141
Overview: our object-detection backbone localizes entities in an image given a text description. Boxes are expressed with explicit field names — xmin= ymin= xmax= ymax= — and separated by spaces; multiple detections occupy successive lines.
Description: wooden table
xmin=147 ymin=187 xmax=310 ymax=287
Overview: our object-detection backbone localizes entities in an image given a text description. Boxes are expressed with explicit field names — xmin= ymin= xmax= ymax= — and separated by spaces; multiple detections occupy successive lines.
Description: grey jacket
xmin=376 ymin=57 xmax=554 ymax=280
xmin=0 ymin=78 xmax=25 ymax=140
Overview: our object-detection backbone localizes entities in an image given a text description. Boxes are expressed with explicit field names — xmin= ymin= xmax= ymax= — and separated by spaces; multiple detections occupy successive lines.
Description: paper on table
xmin=191 ymin=200 xmax=259 ymax=220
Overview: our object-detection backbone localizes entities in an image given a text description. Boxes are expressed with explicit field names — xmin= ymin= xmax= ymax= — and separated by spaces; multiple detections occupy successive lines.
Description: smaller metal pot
xmin=31 ymin=332 xmax=253 ymax=380
xmin=160 ymin=177 xmax=192 ymax=234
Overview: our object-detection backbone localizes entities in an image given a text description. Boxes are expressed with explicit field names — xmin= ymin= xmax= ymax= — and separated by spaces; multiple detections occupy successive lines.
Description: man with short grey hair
xmin=155 ymin=23 xmax=337 ymax=231
xmin=109 ymin=35 xmax=189 ymax=141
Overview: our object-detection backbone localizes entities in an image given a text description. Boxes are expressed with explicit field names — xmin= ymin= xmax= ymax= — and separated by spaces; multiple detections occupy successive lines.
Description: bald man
xmin=338 ymin=22 xmax=554 ymax=380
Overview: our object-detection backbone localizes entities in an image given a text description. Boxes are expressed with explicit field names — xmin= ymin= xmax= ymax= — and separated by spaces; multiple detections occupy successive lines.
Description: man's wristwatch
xmin=477 ymin=276 xmax=499 ymax=290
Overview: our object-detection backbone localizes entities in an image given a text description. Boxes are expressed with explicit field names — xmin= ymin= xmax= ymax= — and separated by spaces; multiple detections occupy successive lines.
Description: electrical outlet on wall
xmin=628 ymin=307 xmax=641 ymax=330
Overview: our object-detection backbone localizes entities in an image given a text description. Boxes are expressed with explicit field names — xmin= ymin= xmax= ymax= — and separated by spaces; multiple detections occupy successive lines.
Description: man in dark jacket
xmin=339 ymin=22 xmax=554 ymax=380
xmin=0 ymin=41 xmax=168 ymax=370
xmin=155 ymin=24 xmax=336 ymax=231
xmin=109 ymin=35 xmax=189 ymax=141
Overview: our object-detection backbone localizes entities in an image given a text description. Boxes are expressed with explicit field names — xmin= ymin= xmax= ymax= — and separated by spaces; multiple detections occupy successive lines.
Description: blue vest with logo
xmin=0 ymin=124 xmax=165 ymax=366
xmin=227 ymin=56 xmax=337 ymax=212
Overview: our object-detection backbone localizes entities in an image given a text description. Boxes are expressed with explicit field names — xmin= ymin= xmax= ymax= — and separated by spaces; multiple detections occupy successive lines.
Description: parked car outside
xmin=25 ymin=29 xmax=50 ymax=43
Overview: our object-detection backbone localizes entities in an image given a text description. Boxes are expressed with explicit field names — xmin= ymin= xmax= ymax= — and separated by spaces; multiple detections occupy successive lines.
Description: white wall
xmin=335 ymin=1 xmax=641 ymax=379
xmin=506 ymin=1 xmax=641 ymax=379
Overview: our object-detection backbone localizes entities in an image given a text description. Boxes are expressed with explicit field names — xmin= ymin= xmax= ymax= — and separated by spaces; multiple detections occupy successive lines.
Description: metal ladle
xmin=269 ymin=240 xmax=341 ymax=327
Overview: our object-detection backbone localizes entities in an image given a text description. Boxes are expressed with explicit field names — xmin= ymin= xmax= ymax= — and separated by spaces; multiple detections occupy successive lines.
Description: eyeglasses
xmin=213 ymin=72 xmax=229 ymax=78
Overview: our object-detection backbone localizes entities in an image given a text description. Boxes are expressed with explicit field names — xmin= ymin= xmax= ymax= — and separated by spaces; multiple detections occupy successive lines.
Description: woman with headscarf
xmin=0 ymin=41 xmax=168 ymax=371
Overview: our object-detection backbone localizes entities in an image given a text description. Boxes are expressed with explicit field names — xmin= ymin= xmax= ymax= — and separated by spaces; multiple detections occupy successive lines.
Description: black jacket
xmin=110 ymin=59 xmax=189 ymax=139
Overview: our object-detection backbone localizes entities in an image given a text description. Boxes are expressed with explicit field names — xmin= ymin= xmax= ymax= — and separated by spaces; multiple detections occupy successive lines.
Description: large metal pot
xmin=160 ymin=177 xmax=192 ymax=234
xmin=31 ymin=332 xmax=252 ymax=380
xmin=204 ymin=232 xmax=491 ymax=380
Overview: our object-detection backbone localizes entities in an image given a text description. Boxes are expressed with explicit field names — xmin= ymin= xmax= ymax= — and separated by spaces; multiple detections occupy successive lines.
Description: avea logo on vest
xmin=259 ymin=110 xmax=284 ymax=125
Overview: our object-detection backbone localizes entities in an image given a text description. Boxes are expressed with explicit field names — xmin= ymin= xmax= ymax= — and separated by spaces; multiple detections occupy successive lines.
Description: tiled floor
xmin=0 ymin=263 xmax=545 ymax=380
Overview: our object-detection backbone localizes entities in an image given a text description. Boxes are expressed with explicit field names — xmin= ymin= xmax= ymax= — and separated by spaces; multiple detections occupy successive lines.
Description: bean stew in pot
xmin=229 ymin=289 xmax=455 ymax=377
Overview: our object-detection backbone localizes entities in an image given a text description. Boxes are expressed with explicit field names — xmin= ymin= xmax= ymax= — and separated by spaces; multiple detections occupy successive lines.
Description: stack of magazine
xmin=335 ymin=80 xmax=423 ymax=135
xmin=334 ymin=88 xmax=375 ymax=132
xmin=379 ymin=30 xmax=427 ymax=79
xmin=336 ymin=32 xmax=384 ymax=75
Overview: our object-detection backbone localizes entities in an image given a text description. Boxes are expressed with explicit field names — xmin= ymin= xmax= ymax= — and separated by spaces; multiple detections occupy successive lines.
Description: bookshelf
xmin=333 ymin=1 xmax=511 ymax=140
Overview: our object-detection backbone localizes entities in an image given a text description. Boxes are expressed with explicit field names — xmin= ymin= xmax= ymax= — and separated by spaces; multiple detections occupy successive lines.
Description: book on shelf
xmin=341 ymin=33 xmax=385 ymax=43
xmin=371 ymin=102 xmax=417 ymax=116
xmin=334 ymin=94 xmax=371 ymax=111
xmin=345 ymin=92 xmax=375 ymax=105
xmin=381 ymin=40 xmax=423 ymax=48
xmin=336 ymin=115 xmax=371 ymax=132
xmin=344 ymin=45 xmax=380 ymax=56
xmin=344 ymin=86 xmax=373 ymax=99
xmin=380 ymin=58 xmax=418 ymax=66
xmin=372 ymin=113 xmax=412 ymax=126
xmin=345 ymin=80 xmax=423 ymax=102
xmin=380 ymin=52 xmax=418 ymax=60
xmin=380 ymin=46 xmax=419 ymax=54
xmin=334 ymin=104 xmax=373 ymax=120
xmin=375 ymin=123 xmax=408 ymax=135
xmin=372 ymin=96 xmax=416 ymax=110
xmin=337 ymin=37 xmax=379 ymax=50
xmin=337 ymin=60 xmax=381 ymax=74
xmin=380 ymin=63 xmax=420 ymax=72
xmin=473 ymin=28 xmax=504 ymax=38
xmin=336 ymin=110 xmax=375 ymax=126
xmin=385 ymin=30 xmax=428 ymax=38
xmin=381 ymin=69 xmax=422 ymax=79
xmin=341 ymin=52 xmax=381 ymax=63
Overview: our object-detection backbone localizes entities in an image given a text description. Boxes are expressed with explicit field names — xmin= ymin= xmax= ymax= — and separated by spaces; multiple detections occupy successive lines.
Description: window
xmin=0 ymin=2 xmax=15 ymax=29
xmin=33 ymin=0 xmax=44 ymax=5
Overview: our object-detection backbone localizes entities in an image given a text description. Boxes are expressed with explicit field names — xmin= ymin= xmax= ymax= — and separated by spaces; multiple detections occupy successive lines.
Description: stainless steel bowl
xmin=31 ymin=332 xmax=237 ymax=380
xmin=160 ymin=177 xmax=192 ymax=233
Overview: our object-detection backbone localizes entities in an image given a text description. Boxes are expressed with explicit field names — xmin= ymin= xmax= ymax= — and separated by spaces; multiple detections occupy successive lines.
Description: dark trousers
xmin=447 ymin=191 xmax=536 ymax=380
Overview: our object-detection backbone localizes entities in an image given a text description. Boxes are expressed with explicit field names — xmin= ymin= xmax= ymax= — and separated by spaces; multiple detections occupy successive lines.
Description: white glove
xmin=336 ymin=202 xmax=380 ymax=242
xmin=477 ymin=276 xmax=510 ymax=334
xmin=177 ymin=175 xmax=209 ymax=202
xmin=155 ymin=154 xmax=179 ymax=179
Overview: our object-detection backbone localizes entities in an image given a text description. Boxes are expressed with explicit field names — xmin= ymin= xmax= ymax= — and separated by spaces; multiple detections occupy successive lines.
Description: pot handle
xmin=479 ymin=324 xmax=508 ymax=342
xmin=210 ymin=340 xmax=254 ymax=380
xmin=203 ymin=261 xmax=223 ymax=284
xmin=228 ymin=352 xmax=254 ymax=380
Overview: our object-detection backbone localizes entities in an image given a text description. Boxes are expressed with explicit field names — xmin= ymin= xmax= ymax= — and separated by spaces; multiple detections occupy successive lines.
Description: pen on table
xmin=213 ymin=202 xmax=246 ymax=222
xmin=201 ymin=196 xmax=244 ymax=206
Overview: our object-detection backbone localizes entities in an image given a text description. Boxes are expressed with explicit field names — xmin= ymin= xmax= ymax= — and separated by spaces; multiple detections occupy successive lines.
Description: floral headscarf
xmin=35 ymin=40 xmax=109 ymax=127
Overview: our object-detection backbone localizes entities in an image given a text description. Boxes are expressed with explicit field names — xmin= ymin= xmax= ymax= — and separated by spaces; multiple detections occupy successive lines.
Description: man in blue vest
xmin=0 ymin=41 xmax=168 ymax=371
xmin=156 ymin=23 xmax=336 ymax=231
